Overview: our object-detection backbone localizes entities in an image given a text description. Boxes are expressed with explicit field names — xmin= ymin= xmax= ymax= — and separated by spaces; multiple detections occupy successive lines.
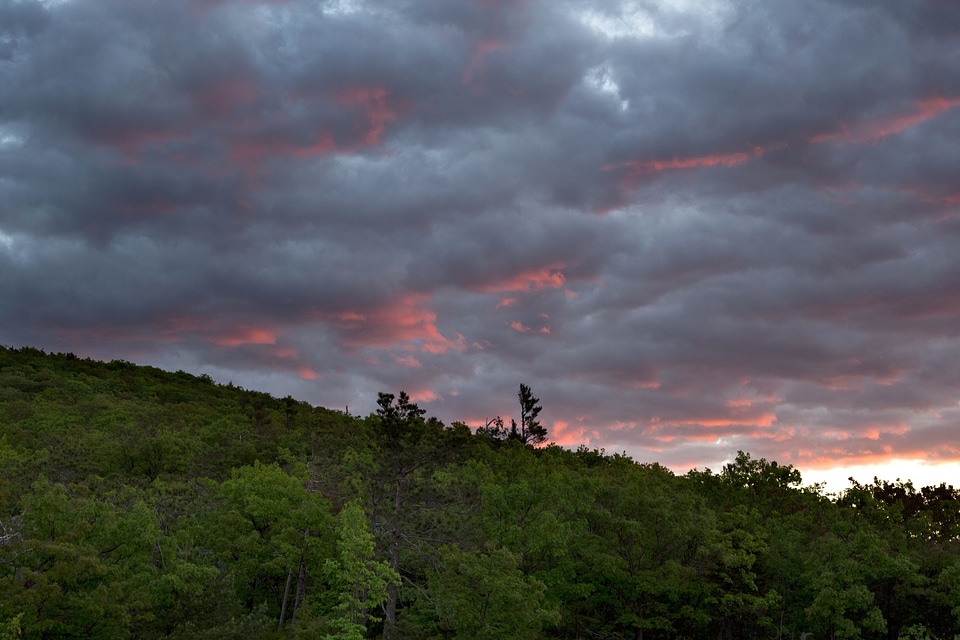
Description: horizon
xmin=10 ymin=344 xmax=958 ymax=496
xmin=3 ymin=0 xmax=960 ymax=491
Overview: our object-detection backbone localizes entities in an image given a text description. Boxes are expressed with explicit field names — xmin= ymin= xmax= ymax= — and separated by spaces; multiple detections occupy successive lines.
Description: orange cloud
xmin=297 ymin=366 xmax=319 ymax=380
xmin=479 ymin=266 xmax=567 ymax=293
xmin=208 ymin=326 xmax=277 ymax=347
xmin=407 ymin=389 xmax=440 ymax=403
xmin=551 ymin=420 xmax=599 ymax=447
xmin=692 ymin=413 xmax=778 ymax=428
xmin=812 ymin=95 xmax=960 ymax=144
xmin=226 ymin=85 xmax=401 ymax=182
xmin=330 ymin=294 xmax=466 ymax=354
xmin=603 ymin=147 xmax=766 ymax=191
xmin=509 ymin=321 xmax=550 ymax=334
xmin=155 ymin=317 xmax=282 ymax=349
xmin=604 ymin=151 xmax=754 ymax=174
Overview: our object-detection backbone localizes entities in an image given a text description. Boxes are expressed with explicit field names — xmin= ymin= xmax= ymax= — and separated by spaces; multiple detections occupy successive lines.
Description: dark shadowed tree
xmin=509 ymin=384 xmax=547 ymax=446
xmin=371 ymin=391 xmax=472 ymax=640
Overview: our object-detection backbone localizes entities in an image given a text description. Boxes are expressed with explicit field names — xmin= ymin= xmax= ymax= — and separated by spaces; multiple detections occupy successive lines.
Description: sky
xmin=2 ymin=0 xmax=960 ymax=492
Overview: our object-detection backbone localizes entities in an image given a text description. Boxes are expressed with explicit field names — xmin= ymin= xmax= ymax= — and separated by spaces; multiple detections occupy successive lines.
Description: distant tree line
xmin=0 ymin=346 xmax=959 ymax=640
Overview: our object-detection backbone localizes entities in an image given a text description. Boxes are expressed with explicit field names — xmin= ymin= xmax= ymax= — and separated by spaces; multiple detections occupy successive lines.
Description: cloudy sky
xmin=3 ymin=0 xmax=960 ymax=489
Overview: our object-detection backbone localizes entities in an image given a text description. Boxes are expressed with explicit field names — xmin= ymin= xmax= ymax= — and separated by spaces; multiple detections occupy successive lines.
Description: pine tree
xmin=511 ymin=383 xmax=547 ymax=446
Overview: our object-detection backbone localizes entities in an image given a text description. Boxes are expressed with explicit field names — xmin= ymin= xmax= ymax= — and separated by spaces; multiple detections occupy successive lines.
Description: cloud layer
xmin=3 ymin=0 xmax=960 ymax=478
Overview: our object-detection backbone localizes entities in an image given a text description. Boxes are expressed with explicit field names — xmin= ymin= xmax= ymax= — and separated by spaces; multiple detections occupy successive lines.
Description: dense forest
xmin=1 ymin=346 xmax=959 ymax=640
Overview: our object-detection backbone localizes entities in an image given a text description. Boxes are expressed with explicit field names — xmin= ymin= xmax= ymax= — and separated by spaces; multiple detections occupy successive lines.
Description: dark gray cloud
xmin=3 ymin=0 xmax=960 ymax=484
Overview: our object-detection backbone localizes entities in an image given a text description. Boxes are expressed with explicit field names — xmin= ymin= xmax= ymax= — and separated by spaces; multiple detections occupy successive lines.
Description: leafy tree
xmin=462 ymin=443 xmax=586 ymax=638
xmin=697 ymin=505 xmax=782 ymax=639
xmin=426 ymin=544 xmax=559 ymax=640
xmin=939 ymin=558 xmax=960 ymax=629
xmin=0 ymin=615 xmax=21 ymax=640
xmin=203 ymin=461 xmax=334 ymax=633
xmin=322 ymin=501 xmax=398 ymax=640
xmin=578 ymin=461 xmax=711 ymax=639
xmin=0 ymin=477 xmax=159 ymax=639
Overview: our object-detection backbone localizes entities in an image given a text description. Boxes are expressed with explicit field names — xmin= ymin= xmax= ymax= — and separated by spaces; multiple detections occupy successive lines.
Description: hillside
xmin=1 ymin=346 xmax=959 ymax=640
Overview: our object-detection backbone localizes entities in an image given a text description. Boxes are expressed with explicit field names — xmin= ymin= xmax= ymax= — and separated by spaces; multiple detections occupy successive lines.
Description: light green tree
xmin=322 ymin=500 xmax=399 ymax=640
xmin=0 ymin=477 xmax=159 ymax=639
xmin=208 ymin=461 xmax=334 ymax=632
xmin=429 ymin=544 xmax=559 ymax=640
xmin=0 ymin=614 xmax=21 ymax=640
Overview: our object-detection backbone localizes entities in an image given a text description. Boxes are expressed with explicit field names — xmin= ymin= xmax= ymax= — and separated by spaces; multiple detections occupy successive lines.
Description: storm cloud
xmin=3 ymin=0 xmax=960 ymax=481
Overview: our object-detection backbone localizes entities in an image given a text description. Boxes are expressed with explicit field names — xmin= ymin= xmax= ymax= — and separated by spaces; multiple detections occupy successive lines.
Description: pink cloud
xmin=224 ymin=85 xmax=402 ymax=182
xmin=603 ymin=146 xmax=768 ymax=192
xmin=547 ymin=419 xmax=606 ymax=448
xmin=692 ymin=413 xmax=778 ymax=428
xmin=154 ymin=317 xmax=285 ymax=350
xmin=297 ymin=366 xmax=319 ymax=380
xmin=408 ymin=389 xmax=440 ymax=403
xmin=479 ymin=266 xmax=567 ymax=293
xmin=327 ymin=294 xmax=466 ymax=354
xmin=208 ymin=326 xmax=277 ymax=347
xmin=811 ymin=95 xmax=960 ymax=144
xmin=509 ymin=320 xmax=550 ymax=334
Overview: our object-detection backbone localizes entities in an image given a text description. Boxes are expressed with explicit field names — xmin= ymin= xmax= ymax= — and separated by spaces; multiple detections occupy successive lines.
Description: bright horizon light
xmin=801 ymin=460 xmax=960 ymax=496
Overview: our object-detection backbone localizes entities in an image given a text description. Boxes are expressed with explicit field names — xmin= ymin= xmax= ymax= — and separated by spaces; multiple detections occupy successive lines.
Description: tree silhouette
xmin=509 ymin=383 xmax=547 ymax=446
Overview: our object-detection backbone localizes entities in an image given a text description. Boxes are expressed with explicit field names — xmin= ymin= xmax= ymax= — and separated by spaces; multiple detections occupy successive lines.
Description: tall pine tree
xmin=509 ymin=383 xmax=547 ymax=446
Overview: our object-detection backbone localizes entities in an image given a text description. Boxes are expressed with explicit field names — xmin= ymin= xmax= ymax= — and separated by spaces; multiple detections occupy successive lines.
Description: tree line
xmin=0 ymin=346 xmax=959 ymax=640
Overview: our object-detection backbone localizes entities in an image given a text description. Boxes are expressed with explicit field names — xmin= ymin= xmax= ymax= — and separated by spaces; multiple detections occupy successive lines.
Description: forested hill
xmin=1 ymin=346 xmax=959 ymax=640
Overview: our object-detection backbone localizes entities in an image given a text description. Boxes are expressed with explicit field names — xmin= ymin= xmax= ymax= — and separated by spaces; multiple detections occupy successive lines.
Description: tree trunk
xmin=290 ymin=560 xmax=307 ymax=630
xmin=381 ymin=478 xmax=403 ymax=640
xmin=278 ymin=567 xmax=294 ymax=631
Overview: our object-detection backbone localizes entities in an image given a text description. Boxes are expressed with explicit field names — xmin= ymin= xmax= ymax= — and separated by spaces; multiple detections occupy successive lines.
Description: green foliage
xmin=428 ymin=544 xmax=559 ymax=639
xmin=0 ymin=476 xmax=159 ymax=639
xmin=323 ymin=500 xmax=398 ymax=640
xmin=941 ymin=559 xmax=960 ymax=628
xmin=0 ymin=615 xmax=22 ymax=640
xmin=204 ymin=461 xmax=334 ymax=626
xmin=0 ymin=348 xmax=959 ymax=640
